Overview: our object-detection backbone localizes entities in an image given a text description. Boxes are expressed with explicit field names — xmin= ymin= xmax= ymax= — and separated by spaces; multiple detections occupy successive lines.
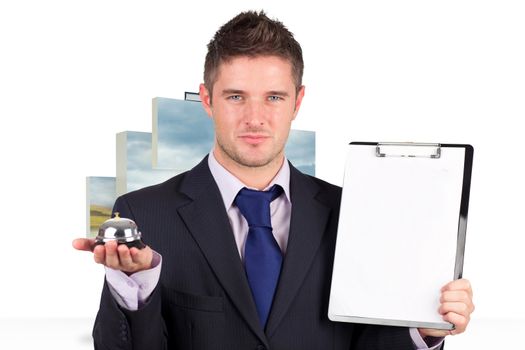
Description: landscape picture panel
xmin=285 ymin=129 xmax=315 ymax=176
xmin=153 ymin=97 xmax=214 ymax=170
xmin=117 ymin=131 xmax=181 ymax=196
xmin=86 ymin=176 xmax=116 ymax=237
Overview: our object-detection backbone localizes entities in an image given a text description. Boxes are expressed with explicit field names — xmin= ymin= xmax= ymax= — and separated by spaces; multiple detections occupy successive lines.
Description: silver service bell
xmin=95 ymin=212 xmax=146 ymax=249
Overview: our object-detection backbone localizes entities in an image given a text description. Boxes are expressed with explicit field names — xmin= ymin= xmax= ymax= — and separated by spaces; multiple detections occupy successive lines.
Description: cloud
xmin=286 ymin=129 xmax=315 ymax=175
xmin=87 ymin=177 xmax=116 ymax=207
xmin=155 ymin=98 xmax=214 ymax=169
xmin=123 ymin=131 xmax=182 ymax=192
xmin=127 ymin=168 xmax=179 ymax=193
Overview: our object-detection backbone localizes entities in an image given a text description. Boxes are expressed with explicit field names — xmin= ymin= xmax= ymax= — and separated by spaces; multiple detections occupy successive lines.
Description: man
xmin=74 ymin=10 xmax=474 ymax=350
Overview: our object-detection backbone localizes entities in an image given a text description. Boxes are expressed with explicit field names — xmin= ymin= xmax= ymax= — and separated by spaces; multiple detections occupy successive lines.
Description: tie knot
xmin=234 ymin=185 xmax=283 ymax=228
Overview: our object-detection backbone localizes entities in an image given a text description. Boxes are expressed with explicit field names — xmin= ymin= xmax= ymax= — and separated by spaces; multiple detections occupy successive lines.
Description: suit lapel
xmin=265 ymin=165 xmax=332 ymax=337
xmin=176 ymin=158 xmax=269 ymax=347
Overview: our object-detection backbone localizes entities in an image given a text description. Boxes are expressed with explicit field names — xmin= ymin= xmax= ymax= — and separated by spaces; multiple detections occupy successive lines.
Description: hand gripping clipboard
xmin=328 ymin=142 xmax=473 ymax=329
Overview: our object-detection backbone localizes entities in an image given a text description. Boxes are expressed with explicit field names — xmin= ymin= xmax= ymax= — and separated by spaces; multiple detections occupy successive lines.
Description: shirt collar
xmin=207 ymin=151 xmax=291 ymax=210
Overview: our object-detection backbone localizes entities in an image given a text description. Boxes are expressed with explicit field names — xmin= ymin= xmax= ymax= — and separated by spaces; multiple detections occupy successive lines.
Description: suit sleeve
xmin=92 ymin=195 xmax=168 ymax=350
xmin=93 ymin=279 xmax=167 ymax=350
xmin=351 ymin=324 xmax=444 ymax=350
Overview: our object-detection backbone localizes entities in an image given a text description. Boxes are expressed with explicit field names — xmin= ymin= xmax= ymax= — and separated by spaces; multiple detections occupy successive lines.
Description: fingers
xmin=439 ymin=301 xmax=471 ymax=316
xmin=118 ymin=244 xmax=133 ymax=267
xmin=440 ymin=290 xmax=475 ymax=315
xmin=442 ymin=279 xmax=473 ymax=298
xmin=104 ymin=241 xmax=120 ymax=268
xmin=129 ymin=247 xmax=144 ymax=265
xmin=441 ymin=279 xmax=475 ymax=315
xmin=441 ymin=290 xmax=470 ymax=303
xmin=89 ymin=240 xmax=153 ymax=273
xmin=438 ymin=278 xmax=475 ymax=335
xmin=133 ymin=246 xmax=154 ymax=270
xmin=93 ymin=244 xmax=106 ymax=264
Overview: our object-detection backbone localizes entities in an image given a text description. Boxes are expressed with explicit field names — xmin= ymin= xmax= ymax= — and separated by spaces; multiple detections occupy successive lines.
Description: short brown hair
xmin=204 ymin=11 xmax=304 ymax=96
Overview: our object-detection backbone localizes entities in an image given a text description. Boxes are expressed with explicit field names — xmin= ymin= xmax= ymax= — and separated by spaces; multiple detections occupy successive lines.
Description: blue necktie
xmin=235 ymin=185 xmax=284 ymax=327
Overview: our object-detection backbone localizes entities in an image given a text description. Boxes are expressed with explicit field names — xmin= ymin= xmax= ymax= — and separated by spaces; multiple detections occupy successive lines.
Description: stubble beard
xmin=216 ymin=136 xmax=285 ymax=169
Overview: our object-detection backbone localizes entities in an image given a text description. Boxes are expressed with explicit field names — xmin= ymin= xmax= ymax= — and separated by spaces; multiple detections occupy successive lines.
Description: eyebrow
xmin=219 ymin=89 xmax=290 ymax=97
xmin=267 ymin=90 xmax=290 ymax=97
xmin=221 ymin=89 xmax=245 ymax=96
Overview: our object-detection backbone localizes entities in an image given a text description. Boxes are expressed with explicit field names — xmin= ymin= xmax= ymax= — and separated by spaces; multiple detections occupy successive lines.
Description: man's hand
xmin=418 ymin=278 xmax=475 ymax=338
xmin=72 ymin=238 xmax=153 ymax=274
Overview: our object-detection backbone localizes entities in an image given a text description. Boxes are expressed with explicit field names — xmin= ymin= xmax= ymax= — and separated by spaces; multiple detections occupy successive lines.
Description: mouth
xmin=238 ymin=133 xmax=270 ymax=145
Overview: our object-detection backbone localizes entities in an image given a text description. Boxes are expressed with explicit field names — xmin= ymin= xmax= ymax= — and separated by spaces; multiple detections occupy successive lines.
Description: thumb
xmin=72 ymin=238 xmax=95 ymax=252
xmin=418 ymin=328 xmax=451 ymax=338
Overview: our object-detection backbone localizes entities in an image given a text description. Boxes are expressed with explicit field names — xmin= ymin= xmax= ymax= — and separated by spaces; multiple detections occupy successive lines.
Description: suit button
xmin=256 ymin=345 xmax=266 ymax=350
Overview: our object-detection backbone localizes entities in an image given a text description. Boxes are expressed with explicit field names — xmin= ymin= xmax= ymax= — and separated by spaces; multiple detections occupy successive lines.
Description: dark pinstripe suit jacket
xmin=93 ymin=156 xmax=418 ymax=350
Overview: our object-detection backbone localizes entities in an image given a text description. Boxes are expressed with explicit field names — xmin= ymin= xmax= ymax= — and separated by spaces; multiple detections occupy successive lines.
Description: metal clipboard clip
xmin=375 ymin=142 xmax=441 ymax=158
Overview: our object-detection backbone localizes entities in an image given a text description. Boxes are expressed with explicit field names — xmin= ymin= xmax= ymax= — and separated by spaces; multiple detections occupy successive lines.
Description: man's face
xmin=200 ymin=55 xmax=305 ymax=171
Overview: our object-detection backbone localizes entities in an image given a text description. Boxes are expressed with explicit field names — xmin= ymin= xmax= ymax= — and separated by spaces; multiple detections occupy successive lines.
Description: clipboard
xmin=328 ymin=142 xmax=473 ymax=329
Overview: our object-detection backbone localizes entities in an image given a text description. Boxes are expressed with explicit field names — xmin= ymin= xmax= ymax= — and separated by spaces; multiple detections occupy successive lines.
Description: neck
xmin=212 ymin=148 xmax=284 ymax=190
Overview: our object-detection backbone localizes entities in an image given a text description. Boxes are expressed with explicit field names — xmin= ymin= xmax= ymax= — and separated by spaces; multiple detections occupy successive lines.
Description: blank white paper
xmin=328 ymin=144 xmax=466 ymax=329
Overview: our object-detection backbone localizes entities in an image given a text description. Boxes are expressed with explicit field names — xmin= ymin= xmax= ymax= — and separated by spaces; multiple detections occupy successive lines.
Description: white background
xmin=0 ymin=0 xmax=523 ymax=348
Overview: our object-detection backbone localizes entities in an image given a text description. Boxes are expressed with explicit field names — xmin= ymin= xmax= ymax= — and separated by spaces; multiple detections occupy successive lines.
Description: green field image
xmin=89 ymin=204 xmax=112 ymax=237
xmin=86 ymin=176 xmax=116 ymax=237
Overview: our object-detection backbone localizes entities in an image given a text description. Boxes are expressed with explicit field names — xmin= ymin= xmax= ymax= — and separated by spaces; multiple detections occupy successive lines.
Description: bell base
xmin=94 ymin=239 xmax=146 ymax=249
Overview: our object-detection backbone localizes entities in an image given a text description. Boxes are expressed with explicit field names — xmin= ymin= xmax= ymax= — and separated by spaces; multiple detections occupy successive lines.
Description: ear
xmin=292 ymin=85 xmax=306 ymax=120
xmin=199 ymin=83 xmax=213 ymax=118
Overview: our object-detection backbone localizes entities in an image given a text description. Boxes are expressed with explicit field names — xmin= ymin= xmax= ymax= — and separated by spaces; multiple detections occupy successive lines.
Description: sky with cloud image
xmin=154 ymin=97 xmax=215 ymax=170
xmin=121 ymin=131 xmax=183 ymax=193
xmin=87 ymin=176 xmax=116 ymax=208
xmin=285 ymin=129 xmax=315 ymax=176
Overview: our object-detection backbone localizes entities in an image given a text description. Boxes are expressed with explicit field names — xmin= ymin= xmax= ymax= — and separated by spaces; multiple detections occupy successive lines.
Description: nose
xmin=243 ymin=100 xmax=265 ymax=127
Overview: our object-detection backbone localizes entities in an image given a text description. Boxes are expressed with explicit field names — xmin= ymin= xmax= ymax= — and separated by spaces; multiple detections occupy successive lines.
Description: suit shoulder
xmin=307 ymin=175 xmax=341 ymax=200
xmin=111 ymin=171 xmax=193 ymax=222
xmin=308 ymin=175 xmax=341 ymax=192
xmin=289 ymin=163 xmax=341 ymax=202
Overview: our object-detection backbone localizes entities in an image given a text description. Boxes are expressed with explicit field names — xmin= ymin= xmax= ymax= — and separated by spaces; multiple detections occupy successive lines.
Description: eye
xmin=268 ymin=95 xmax=283 ymax=102
xmin=228 ymin=95 xmax=242 ymax=101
